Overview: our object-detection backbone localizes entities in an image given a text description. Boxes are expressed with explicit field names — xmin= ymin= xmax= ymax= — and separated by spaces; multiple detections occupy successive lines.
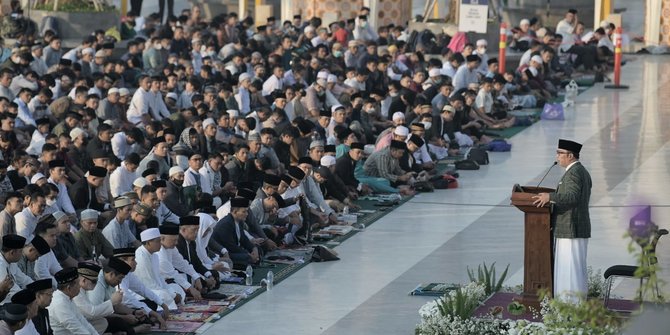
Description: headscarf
xmin=195 ymin=212 xmax=231 ymax=276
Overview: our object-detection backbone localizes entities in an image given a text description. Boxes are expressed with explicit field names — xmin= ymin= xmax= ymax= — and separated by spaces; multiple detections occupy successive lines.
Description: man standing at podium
xmin=533 ymin=139 xmax=592 ymax=303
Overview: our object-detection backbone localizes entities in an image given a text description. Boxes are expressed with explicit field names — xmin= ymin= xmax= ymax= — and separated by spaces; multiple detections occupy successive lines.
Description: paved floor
xmin=202 ymin=55 xmax=670 ymax=334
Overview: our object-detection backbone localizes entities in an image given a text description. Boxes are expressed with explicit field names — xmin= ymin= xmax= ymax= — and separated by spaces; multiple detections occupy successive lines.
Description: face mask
xmin=360 ymin=22 xmax=367 ymax=28
xmin=421 ymin=121 xmax=432 ymax=130
xmin=333 ymin=50 xmax=342 ymax=58
xmin=366 ymin=108 xmax=376 ymax=114
xmin=46 ymin=198 xmax=56 ymax=207
xmin=155 ymin=44 xmax=163 ymax=50
xmin=317 ymin=90 xmax=325 ymax=97
xmin=389 ymin=91 xmax=399 ymax=97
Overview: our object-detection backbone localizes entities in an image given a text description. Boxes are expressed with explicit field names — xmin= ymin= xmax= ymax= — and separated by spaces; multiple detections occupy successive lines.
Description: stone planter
xmin=28 ymin=9 xmax=120 ymax=41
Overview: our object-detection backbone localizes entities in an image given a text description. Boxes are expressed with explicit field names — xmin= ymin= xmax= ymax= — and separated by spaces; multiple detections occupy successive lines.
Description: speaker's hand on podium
xmin=532 ymin=193 xmax=550 ymax=207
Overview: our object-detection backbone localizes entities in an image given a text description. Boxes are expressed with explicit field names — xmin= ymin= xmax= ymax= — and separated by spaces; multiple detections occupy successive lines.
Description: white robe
xmin=157 ymin=246 xmax=202 ymax=289
xmin=72 ymin=287 xmax=113 ymax=334
xmin=15 ymin=319 xmax=39 ymax=335
xmin=134 ymin=246 xmax=182 ymax=309
xmin=49 ymin=290 xmax=99 ymax=335
xmin=554 ymin=238 xmax=588 ymax=303
xmin=0 ymin=253 xmax=33 ymax=304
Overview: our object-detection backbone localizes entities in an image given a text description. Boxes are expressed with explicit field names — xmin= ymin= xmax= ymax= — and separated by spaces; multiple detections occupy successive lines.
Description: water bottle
xmin=266 ymin=271 xmax=274 ymax=291
xmin=245 ymin=265 xmax=253 ymax=286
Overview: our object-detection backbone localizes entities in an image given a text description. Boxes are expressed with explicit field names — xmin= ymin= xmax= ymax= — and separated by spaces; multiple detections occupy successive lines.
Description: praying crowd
xmin=0 ymin=3 xmax=608 ymax=334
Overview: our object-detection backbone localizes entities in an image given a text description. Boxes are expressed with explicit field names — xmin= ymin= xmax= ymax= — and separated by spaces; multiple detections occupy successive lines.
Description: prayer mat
xmin=150 ymin=320 xmax=203 ymax=333
xmin=409 ymin=283 xmax=460 ymax=296
xmin=180 ymin=302 xmax=226 ymax=313
xmin=168 ymin=312 xmax=216 ymax=322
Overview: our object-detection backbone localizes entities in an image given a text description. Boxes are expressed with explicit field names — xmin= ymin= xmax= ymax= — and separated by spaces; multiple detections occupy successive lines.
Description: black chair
xmin=603 ymin=221 xmax=667 ymax=310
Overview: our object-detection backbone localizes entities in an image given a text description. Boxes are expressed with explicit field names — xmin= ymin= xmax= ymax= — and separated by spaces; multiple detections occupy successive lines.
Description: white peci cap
xmin=392 ymin=112 xmax=405 ymax=121
xmin=320 ymin=155 xmax=336 ymax=167
xmin=140 ymin=228 xmax=160 ymax=242
xmin=394 ymin=126 xmax=409 ymax=136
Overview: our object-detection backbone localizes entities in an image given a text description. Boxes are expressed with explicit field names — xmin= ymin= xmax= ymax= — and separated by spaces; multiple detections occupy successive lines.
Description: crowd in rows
xmin=0 ymin=3 xmax=601 ymax=334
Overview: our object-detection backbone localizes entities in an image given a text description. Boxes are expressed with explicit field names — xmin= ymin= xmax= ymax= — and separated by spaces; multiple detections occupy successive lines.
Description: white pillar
xmin=645 ymin=0 xmax=662 ymax=46
xmin=364 ymin=0 xmax=379 ymax=29
xmin=239 ymin=0 xmax=247 ymax=18
xmin=281 ymin=0 xmax=293 ymax=24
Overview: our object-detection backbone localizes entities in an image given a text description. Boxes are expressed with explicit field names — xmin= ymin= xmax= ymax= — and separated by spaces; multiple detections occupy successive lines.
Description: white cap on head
xmin=600 ymin=20 xmax=610 ymax=28
xmin=317 ymin=71 xmax=329 ymax=80
xmin=119 ymin=88 xmax=130 ymax=96
xmin=320 ymin=155 xmax=336 ymax=167
xmin=327 ymin=74 xmax=337 ymax=83
xmin=392 ymin=112 xmax=405 ymax=121
xmin=531 ymin=55 xmax=543 ymax=64
xmin=30 ymin=173 xmax=46 ymax=184
xmin=95 ymin=50 xmax=106 ymax=58
xmin=476 ymin=39 xmax=488 ymax=47
xmin=316 ymin=78 xmax=327 ymax=87
xmin=140 ymin=228 xmax=160 ymax=242
xmin=428 ymin=68 xmax=441 ymax=77
xmin=82 ymin=48 xmax=95 ymax=55
xmin=520 ymin=18 xmax=530 ymax=26
xmin=394 ymin=126 xmax=409 ymax=136
xmin=331 ymin=105 xmax=345 ymax=113
xmin=69 ymin=127 xmax=85 ymax=141
xmin=227 ymin=109 xmax=239 ymax=118
xmin=166 ymin=92 xmax=178 ymax=100
xmin=169 ymin=166 xmax=184 ymax=177
xmin=304 ymin=26 xmax=315 ymax=34
xmin=133 ymin=177 xmax=147 ymax=188
xmin=108 ymin=87 xmax=119 ymax=95
xmin=238 ymin=73 xmax=252 ymax=83
xmin=203 ymin=118 xmax=216 ymax=128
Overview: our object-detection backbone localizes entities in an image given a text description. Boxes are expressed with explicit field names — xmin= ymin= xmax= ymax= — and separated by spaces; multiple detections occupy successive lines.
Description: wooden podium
xmin=510 ymin=185 xmax=555 ymax=308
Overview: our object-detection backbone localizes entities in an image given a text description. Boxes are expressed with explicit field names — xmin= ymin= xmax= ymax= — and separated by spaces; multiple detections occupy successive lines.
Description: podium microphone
xmin=536 ymin=162 xmax=558 ymax=188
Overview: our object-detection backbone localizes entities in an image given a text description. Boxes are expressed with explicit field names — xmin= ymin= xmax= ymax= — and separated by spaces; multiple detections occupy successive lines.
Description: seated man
xmin=26 ymin=279 xmax=54 ymax=335
xmin=0 ymin=304 xmax=29 ymax=334
xmin=73 ymin=209 xmax=114 ymax=262
xmin=134 ymin=228 xmax=182 ymax=310
xmin=0 ymin=235 xmax=35 ymax=303
xmin=48 ymin=267 xmax=99 ymax=334
xmin=157 ymin=224 xmax=207 ymax=300
xmin=72 ymin=262 xmax=118 ymax=334
xmin=33 ymin=218 xmax=63 ymax=281
xmin=113 ymin=248 xmax=172 ymax=318
xmin=210 ymin=197 xmax=259 ymax=268
xmin=102 ymin=196 xmax=141 ymax=249
xmin=10 ymin=288 xmax=40 ymax=335
xmin=16 ymin=235 xmax=51 ymax=281
xmin=176 ymin=216 xmax=219 ymax=290
xmin=88 ymin=257 xmax=166 ymax=333
xmin=363 ymin=140 xmax=414 ymax=188
xmin=68 ymin=166 xmax=111 ymax=214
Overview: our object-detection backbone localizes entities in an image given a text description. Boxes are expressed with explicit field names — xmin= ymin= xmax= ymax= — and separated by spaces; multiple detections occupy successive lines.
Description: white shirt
xmin=28 ymin=96 xmax=52 ymax=119
xmin=14 ymin=98 xmax=36 ymax=127
xmin=34 ymin=250 xmax=62 ymax=281
xmin=198 ymin=163 xmax=217 ymax=195
xmin=235 ymin=87 xmax=250 ymax=115
xmin=441 ymin=62 xmax=458 ymax=78
xmin=101 ymin=218 xmax=137 ymax=249
xmin=111 ymin=132 xmax=137 ymax=161
xmin=15 ymin=207 xmax=40 ymax=240
xmin=15 ymin=319 xmax=39 ymax=335
xmin=49 ymin=290 xmax=99 ymax=335
xmin=147 ymin=90 xmax=171 ymax=120
xmin=48 ymin=177 xmax=76 ymax=214
xmin=109 ymin=162 xmax=138 ymax=198
xmin=262 ymin=74 xmax=283 ymax=96
xmin=118 ymin=271 xmax=164 ymax=313
xmin=72 ymin=287 xmax=113 ymax=334
xmin=134 ymin=246 xmax=184 ymax=310
xmin=183 ymin=167 xmax=202 ymax=188
xmin=157 ymin=246 xmax=202 ymax=289
xmin=0 ymin=253 xmax=33 ymax=304
xmin=475 ymin=89 xmax=494 ymax=114
xmin=134 ymin=246 xmax=170 ymax=292
xmin=176 ymin=90 xmax=194 ymax=110
xmin=556 ymin=19 xmax=575 ymax=38
xmin=126 ymin=87 xmax=150 ymax=125
xmin=279 ymin=186 xmax=302 ymax=219
xmin=26 ymin=130 xmax=48 ymax=157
